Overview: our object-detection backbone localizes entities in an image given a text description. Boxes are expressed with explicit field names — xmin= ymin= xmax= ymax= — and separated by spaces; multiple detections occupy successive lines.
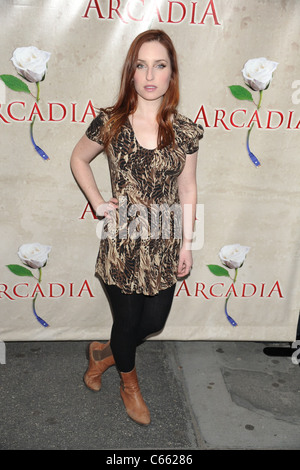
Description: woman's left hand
xmin=177 ymin=246 xmax=193 ymax=278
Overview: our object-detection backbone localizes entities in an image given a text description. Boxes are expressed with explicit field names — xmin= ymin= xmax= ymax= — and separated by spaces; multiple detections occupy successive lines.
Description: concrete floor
xmin=0 ymin=340 xmax=299 ymax=451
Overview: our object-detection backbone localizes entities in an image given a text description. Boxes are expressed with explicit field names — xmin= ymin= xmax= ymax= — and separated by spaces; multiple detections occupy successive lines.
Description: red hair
xmin=101 ymin=29 xmax=179 ymax=150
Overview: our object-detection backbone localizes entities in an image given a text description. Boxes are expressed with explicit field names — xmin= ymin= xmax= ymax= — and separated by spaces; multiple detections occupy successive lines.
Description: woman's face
xmin=133 ymin=41 xmax=172 ymax=105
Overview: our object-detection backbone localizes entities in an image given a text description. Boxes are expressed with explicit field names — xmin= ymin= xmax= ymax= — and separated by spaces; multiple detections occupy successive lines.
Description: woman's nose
xmin=146 ymin=67 xmax=154 ymax=80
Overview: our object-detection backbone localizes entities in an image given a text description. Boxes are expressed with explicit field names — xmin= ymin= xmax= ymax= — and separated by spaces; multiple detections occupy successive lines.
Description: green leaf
xmin=229 ymin=85 xmax=253 ymax=102
xmin=0 ymin=74 xmax=31 ymax=94
xmin=6 ymin=264 xmax=34 ymax=277
xmin=207 ymin=264 xmax=230 ymax=277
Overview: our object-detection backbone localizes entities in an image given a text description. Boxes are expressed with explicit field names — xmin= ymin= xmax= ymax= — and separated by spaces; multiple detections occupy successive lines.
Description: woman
xmin=70 ymin=29 xmax=203 ymax=426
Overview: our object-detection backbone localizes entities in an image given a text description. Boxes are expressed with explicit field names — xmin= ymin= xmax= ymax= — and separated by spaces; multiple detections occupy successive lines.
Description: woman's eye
xmin=136 ymin=63 xmax=166 ymax=69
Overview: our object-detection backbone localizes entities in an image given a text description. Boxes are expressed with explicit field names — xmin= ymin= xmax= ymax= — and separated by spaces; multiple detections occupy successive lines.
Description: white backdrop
xmin=0 ymin=0 xmax=299 ymax=341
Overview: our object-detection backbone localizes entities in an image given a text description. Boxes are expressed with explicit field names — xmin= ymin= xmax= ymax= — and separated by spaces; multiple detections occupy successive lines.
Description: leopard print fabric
xmin=86 ymin=110 xmax=204 ymax=295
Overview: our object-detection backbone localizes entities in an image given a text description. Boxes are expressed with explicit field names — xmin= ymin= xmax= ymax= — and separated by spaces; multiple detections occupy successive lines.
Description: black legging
xmin=103 ymin=283 xmax=176 ymax=372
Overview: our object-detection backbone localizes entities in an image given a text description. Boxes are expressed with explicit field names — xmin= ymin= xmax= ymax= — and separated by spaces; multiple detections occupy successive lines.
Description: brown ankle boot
xmin=83 ymin=341 xmax=115 ymax=392
xmin=120 ymin=368 xmax=151 ymax=426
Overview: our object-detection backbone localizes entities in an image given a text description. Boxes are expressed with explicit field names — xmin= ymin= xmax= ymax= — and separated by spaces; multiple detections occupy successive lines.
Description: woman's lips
xmin=144 ymin=86 xmax=157 ymax=91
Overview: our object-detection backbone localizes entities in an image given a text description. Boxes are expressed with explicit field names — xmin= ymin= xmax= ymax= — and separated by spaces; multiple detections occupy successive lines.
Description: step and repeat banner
xmin=0 ymin=0 xmax=299 ymax=341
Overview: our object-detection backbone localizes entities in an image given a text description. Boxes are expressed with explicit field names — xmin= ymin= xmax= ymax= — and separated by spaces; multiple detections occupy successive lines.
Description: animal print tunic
xmin=86 ymin=110 xmax=203 ymax=295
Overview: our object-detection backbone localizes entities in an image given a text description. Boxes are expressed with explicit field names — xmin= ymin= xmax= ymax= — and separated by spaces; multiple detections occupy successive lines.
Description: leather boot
xmin=120 ymin=368 xmax=151 ymax=426
xmin=84 ymin=341 xmax=115 ymax=392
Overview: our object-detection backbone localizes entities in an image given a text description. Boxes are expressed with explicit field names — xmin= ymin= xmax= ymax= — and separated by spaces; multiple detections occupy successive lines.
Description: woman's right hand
xmin=96 ymin=197 xmax=118 ymax=218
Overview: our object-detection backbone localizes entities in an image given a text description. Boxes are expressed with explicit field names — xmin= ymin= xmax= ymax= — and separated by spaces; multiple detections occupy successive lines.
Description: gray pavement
xmin=0 ymin=340 xmax=299 ymax=451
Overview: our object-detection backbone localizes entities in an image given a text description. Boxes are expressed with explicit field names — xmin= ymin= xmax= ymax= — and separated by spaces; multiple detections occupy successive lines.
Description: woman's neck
xmin=133 ymin=97 xmax=162 ymax=121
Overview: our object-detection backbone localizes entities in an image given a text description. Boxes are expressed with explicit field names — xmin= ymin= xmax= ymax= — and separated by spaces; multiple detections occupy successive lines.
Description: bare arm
xmin=176 ymin=151 xmax=198 ymax=277
xmin=70 ymin=134 xmax=117 ymax=214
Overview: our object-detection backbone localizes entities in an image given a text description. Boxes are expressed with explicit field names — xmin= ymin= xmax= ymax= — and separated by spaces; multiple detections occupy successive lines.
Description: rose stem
xmin=32 ymin=267 xmax=49 ymax=327
xmin=224 ymin=268 xmax=238 ymax=326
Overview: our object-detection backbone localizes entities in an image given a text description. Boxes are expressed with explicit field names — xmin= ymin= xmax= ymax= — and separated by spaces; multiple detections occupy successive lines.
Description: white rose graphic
xmin=242 ymin=57 xmax=278 ymax=91
xmin=7 ymin=243 xmax=52 ymax=327
xmin=229 ymin=57 xmax=278 ymax=166
xmin=1 ymin=46 xmax=51 ymax=160
xmin=11 ymin=46 xmax=51 ymax=83
xmin=208 ymin=244 xmax=251 ymax=327
xmin=219 ymin=244 xmax=250 ymax=269
xmin=18 ymin=243 xmax=51 ymax=269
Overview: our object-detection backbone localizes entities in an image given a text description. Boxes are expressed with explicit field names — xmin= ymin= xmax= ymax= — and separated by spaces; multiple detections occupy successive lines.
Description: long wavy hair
xmin=101 ymin=29 xmax=180 ymax=150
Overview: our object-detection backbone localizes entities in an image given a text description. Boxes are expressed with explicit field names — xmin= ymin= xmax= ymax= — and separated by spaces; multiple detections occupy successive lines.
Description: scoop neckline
xmin=126 ymin=113 xmax=178 ymax=152
xmin=126 ymin=117 xmax=157 ymax=152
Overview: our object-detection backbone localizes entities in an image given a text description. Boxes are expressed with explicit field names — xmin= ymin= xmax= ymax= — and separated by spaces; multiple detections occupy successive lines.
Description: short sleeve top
xmin=86 ymin=110 xmax=203 ymax=295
